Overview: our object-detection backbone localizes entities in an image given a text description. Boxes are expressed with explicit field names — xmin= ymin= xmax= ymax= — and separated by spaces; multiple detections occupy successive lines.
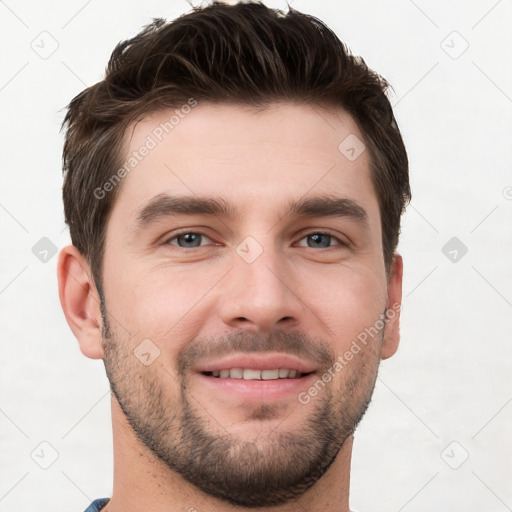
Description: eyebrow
xmin=284 ymin=195 xmax=368 ymax=225
xmin=136 ymin=194 xmax=238 ymax=227
xmin=135 ymin=193 xmax=368 ymax=229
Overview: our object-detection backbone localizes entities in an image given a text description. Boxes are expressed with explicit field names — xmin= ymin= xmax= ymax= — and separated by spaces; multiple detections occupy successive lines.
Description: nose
xmin=218 ymin=242 xmax=304 ymax=332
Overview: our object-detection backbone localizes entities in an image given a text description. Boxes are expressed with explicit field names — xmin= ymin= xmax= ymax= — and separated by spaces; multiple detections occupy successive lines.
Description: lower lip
xmin=195 ymin=372 xmax=317 ymax=401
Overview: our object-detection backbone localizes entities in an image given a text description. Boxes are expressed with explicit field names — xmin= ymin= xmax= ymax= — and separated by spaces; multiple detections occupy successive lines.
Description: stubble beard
xmin=100 ymin=304 xmax=381 ymax=508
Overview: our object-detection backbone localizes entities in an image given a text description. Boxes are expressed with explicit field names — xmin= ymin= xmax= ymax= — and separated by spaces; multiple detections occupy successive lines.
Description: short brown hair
xmin=62 ymin=1 xmax=410 ymax=292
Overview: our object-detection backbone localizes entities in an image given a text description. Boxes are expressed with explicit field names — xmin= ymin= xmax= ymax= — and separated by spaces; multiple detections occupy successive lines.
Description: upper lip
xmin=194 ymin=352 xmax=318 ymax=374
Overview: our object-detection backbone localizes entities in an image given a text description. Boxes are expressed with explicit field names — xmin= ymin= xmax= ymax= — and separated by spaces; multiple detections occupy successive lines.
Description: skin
xmin=58 ymin=102 xmax=403 ymax=512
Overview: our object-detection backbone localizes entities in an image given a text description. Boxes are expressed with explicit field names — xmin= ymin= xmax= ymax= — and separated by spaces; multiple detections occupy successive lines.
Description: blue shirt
xmin=84 ymin=498 xmax=109 ymax=511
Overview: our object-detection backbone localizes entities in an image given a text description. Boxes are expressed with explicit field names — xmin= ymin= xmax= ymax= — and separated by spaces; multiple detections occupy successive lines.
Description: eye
xmin=164 ymin=231 xmax=345 ymax=250
xmin=166 ymin=232 xmax=214 ymax=248
xmin=296 ymin=232 xmax=345 ymax=249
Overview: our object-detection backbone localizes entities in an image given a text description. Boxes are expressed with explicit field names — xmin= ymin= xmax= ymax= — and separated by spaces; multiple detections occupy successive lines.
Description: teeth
xmin=230 ymin=368 xmax=243 ymax=379
xmin=208 ymin=368 xmax=304 ymax=379
xmin=243 ymin=369 xmax=261 ymax=380
xmin=261 ymin=369 xmax=279 ymax=380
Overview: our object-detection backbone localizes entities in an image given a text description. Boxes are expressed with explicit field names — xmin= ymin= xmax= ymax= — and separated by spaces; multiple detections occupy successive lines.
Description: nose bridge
xmin=220 ymin=235 xmax=301 ymax=331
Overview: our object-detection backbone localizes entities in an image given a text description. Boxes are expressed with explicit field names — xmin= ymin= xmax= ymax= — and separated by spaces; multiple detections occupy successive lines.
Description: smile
xmin=203 ymin=368 xmax=309 ymax=379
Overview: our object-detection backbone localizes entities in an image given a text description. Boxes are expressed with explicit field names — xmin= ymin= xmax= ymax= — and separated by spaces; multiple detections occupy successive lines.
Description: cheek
xmin=303 ymin=262 xmax=388 ymax=345
xmin=103 ymin=260 xmax=223 ymax=351
xmin=104 ymin=244 xmax=388 ymax=359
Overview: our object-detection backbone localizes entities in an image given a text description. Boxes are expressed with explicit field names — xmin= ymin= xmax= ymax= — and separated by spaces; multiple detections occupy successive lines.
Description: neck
xmin=103 ymin=397 xmax=353 ymax=512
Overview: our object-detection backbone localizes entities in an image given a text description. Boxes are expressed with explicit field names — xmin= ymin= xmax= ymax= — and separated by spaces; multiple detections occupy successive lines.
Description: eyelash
xmin=164 ymin=230 xmax=347 ymax=249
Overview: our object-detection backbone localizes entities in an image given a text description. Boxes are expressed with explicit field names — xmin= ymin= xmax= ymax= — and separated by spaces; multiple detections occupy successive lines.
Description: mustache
xmin=176 ymin=329 xmax=336 ymax=374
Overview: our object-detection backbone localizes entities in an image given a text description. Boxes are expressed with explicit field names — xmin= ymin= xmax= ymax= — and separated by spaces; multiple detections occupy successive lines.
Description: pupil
xmin=309 ymin=234 xmax=330 ymax=248
xmin=179 ymin=233 xmax=200 ymax=247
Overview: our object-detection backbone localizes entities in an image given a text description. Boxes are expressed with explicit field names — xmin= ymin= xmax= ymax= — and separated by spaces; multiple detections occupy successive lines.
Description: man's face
xmin=99 ymin=102 xmax=400 ymax=507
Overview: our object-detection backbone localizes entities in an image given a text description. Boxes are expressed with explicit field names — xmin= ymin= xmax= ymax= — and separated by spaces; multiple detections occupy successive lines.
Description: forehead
xmin=111 ymin=102 xmax=379 ymax=228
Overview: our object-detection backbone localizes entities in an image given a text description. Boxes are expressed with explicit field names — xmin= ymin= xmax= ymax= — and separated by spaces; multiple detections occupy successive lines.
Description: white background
xmin=0 ymin=0 xmax=511 ymax=511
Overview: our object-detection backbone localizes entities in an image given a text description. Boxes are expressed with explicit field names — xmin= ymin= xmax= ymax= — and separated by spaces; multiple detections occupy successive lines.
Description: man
xmin=57 ymin=1 xmax=410 ymax=511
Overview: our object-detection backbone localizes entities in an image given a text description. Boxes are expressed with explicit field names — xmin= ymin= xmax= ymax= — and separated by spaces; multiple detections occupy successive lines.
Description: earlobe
xmin=57 ymin=245 xmax=105 ymax=359
xmin=381 ymin=253 xmax=403 ymax=360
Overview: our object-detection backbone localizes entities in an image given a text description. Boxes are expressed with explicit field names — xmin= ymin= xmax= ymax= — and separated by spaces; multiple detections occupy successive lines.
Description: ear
xmin=57 ymin=245 xmax=104 ymax=359
xmin=380 ymin=253 xmax=403 ymax=360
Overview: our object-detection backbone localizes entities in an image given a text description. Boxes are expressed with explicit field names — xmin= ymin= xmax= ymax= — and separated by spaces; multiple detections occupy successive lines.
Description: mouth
xmin=193 ymin=353 xmax=318 ymax=402
xmin=202 ymin=368 xmax=311 ymax=380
